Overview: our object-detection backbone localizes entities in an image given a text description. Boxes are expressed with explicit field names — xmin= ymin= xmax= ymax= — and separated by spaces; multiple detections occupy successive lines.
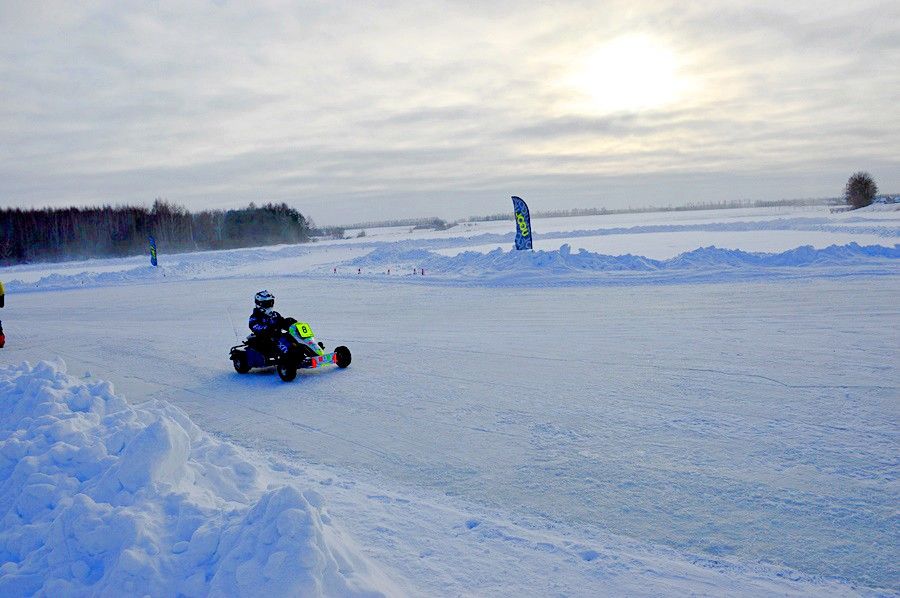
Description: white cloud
xmin=0 ymin=0 xmax=897 ymax=223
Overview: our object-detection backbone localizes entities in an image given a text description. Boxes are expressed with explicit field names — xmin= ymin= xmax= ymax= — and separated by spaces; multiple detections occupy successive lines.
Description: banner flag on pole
xmin=149 ymin=235 xmax=158 ymax=267
xmin=511 ymin=196 xmax=533 ymax=250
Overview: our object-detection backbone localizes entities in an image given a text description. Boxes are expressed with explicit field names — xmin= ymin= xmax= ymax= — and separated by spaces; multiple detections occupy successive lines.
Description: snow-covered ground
xmin=1 ymin=205 xmax=898 ymax=595
xmin=3 ymin=204 xmax=898 ymax=288
xmin=0 ymin=361 xmax=396 ymax=596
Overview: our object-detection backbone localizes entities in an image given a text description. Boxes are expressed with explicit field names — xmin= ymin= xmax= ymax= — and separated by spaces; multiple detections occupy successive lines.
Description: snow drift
xmin=0 ymin=360 xmax=395 ymax=597
xmin=7 ymin=242 xmax=897 ymax=293
xmin=4 ymin=204 xmax=898 ymax=295
xmin=347 ymin=242 xmax=900 ymax=284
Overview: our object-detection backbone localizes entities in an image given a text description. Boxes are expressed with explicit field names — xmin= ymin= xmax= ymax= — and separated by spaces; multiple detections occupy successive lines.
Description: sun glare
xmin=568 ymin=35 xmax=680 ymax=114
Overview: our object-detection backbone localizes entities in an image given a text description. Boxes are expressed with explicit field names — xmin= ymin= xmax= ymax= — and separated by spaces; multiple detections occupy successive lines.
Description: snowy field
xmin=1 ymin=205 xmax=898 ymax=596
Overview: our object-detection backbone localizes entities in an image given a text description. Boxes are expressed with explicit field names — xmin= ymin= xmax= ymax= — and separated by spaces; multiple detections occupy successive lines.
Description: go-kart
xmin=230 ymin=320 xmax=351 ymax=382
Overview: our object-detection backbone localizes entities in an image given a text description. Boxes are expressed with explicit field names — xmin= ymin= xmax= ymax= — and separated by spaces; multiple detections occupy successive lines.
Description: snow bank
xmin=2 ymin=244 xmax=321 ymax=292
xmin=4 ymin=209 xmax=897 ymax=293
xmin=11 ymin=241 xmax=894 ymax=292
xmin=345 ymin=242 xmax=900 ymax=284
xmin=0 ymin=360 xmax=395 ymax=597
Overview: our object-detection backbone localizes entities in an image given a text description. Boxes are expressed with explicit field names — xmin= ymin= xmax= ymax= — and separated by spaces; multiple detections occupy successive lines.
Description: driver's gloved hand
xmin=318 ymin=342 xmax=325 ymax=349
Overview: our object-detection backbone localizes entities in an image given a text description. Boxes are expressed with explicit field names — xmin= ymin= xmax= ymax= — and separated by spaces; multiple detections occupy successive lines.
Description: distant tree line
xmin=0 ymin=200 xmax=312 ymax=265
xmin=458 ymin=197 xmax=844 ymax=224
xmin=411 ymin=217 xmax=450 ymax=231
xmin=340 ymin=216 xmax=452 ymax=231
xmin=314 ymin=225 xmax=347 ymax=240
xmin=335 ymin=197 xmax=845 ymax=232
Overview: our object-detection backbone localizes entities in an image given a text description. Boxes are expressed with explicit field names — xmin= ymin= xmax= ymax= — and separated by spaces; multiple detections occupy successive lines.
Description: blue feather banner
xmin=512 ymin=196 xmax=533 ymax=250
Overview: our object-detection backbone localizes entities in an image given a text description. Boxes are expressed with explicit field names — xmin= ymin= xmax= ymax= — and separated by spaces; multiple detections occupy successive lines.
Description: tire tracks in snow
xmin=339 ymin=336 xmax=899 ymax=444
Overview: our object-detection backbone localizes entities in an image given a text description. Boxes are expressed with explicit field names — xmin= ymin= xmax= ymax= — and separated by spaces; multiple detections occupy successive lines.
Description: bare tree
xmin=844 ymin=171 xmax=878 ymax=209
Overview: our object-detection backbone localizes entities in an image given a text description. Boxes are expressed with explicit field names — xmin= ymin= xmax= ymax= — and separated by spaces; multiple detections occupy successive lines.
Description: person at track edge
xmin=0 ymin=280 xmax=5 ymax=348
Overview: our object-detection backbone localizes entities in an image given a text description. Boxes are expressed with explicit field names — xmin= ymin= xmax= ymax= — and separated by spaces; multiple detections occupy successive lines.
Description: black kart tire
xmin=233 ymin=354 xmax=251 ymax=374
xmin=276 ymin=364 xmax=297 ymax=382
xmin=334 ymin=346 xmax=351 ymax=368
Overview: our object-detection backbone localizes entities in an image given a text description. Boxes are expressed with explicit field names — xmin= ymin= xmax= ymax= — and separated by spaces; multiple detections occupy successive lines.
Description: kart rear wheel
xmin=233 ymin=354 xmax=251 ymax=374
xmin=276 ymin=363 xmax=297 ymax=382
xmin=334 ymin=346 xmax=351 ymax=368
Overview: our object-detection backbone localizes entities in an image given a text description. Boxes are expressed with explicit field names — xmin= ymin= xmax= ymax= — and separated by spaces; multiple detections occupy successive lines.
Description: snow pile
xmin=347 ymin=242 xmax=900 ymax=284
xmin=0 ymin=360 xmax=394 ymax=597
xmin=15 ymin=265 xmax=170 ymax=291
xmin=3 ymin=209 xmax=897 ymax=292
xmin=3 ymin=244 xmax=321 ymax=292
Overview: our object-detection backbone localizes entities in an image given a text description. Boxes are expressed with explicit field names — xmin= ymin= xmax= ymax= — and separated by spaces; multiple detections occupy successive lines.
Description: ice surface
xmin=4 ymin=277 xmax=897 ymax=595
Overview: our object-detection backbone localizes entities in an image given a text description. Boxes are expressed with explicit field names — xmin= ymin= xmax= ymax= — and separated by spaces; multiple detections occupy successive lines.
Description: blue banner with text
xmin=512 ymin=196 xmax=533 ymax=250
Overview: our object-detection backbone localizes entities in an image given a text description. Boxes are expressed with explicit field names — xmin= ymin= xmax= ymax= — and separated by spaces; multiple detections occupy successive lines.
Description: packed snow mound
xmin=0 ymin=360 xmax=395 ymax=597
xmin=348 ymin=242 xmax=900 ymax=281
xmin=4 ymin=207 xmax=898 ymax=293
xmin=3 ymin=243 xmax=325 ymax=293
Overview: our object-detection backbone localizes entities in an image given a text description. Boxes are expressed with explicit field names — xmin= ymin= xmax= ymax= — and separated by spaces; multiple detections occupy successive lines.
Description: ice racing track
xmin=5 ymin=272 xmax=898 ymax=593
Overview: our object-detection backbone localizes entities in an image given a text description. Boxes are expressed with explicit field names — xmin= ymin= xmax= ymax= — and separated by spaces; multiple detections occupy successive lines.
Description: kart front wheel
xmin=276 ymin=364 xmax=297 ymax=382
xmin=233 ymin=354 xmax=251 ymax=374
xmin=334 ymin=346 xmax=351 ymax=368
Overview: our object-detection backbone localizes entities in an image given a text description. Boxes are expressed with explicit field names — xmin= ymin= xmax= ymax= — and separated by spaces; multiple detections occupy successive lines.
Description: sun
xmin=568 ymin=35 xmax=681 ymax=114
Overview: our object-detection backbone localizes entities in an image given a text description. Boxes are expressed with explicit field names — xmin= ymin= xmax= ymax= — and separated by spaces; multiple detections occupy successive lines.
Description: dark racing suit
xmin=249 ymin=307 xmax=292 ymax=356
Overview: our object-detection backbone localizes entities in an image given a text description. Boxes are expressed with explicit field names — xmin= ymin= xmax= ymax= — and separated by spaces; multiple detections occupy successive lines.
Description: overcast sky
xmin=1 ymin=1 xmax=898 ymax=224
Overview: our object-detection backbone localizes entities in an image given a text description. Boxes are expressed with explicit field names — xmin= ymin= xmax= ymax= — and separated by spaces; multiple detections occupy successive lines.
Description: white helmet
xmin=254 ymin=290 xmax=275 ymax=309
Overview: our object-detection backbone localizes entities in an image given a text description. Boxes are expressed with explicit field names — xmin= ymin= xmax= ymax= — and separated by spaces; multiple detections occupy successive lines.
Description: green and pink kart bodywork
xmin=230 ymin=320 xmax=351 ymax=381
